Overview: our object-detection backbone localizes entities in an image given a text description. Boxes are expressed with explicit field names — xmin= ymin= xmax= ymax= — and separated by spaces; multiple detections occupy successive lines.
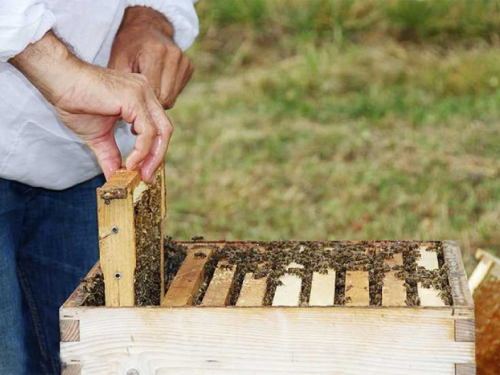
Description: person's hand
xmin=109 ymin=6 xmax=194 ymax=109
xmin=10 ymin=31 xmax=172 ymax=182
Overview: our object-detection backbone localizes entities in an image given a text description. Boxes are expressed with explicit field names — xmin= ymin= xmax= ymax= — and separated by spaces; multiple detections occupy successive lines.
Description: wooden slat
xmin=383 ymin=253 xmax=406 ymax=306
xmin=201 ymin=260 xmax=236 ymax=306
xmin=236 ymin=273 xmax=267 ymax=307
xmin=162 ymin=248 xmax=213 ymax=307
xmin=309 ymin=269 xmax=336 ymax=306
xmin=418 ymin=245 xmax=439 ymax=270
xmin=443 ymin=241 xmax=474 ymax=307
xmin=159 ymin=165 xmax=167 ymax=302
xmin=345 ymin=271 xmax=369 ymax=306
xmin=272 ymin=262 xmax=303 ymax=307
xmin=97 ymin=170 xmax=140 ymax=307
xmin=418 ymin=245 xmax=445 ymax=307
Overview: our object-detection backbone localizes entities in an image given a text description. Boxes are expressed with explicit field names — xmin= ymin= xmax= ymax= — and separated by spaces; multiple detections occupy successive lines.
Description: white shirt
xmin=0 ymin=0 xmax=198 ymax=189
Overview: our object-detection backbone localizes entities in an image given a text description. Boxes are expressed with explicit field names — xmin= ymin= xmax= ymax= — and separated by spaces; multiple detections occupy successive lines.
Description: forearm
xmin=9 ymin=31 xmax=82 ymax=104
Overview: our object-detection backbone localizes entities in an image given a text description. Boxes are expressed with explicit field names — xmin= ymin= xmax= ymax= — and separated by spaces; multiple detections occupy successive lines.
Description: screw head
xmin=126 ymin=370 xmax=139 ymax=375
xmin=111 ymin=226 xmax=119 ymax=234
xmin=114 ymin=272 xmax=122 ymax=279
xmin=104 ymin=199 xmax=110 ymax=205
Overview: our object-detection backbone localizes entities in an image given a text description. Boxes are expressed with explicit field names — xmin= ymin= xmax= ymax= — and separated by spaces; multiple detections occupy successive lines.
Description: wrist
xmin=10 ymin=31 xmax=86 ymax=105
xmin=121 ymin=6 xmax=174 ymax=38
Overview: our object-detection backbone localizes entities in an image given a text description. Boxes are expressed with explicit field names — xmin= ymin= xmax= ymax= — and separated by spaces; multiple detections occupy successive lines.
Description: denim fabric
xmin=0 ymin=174 xmax=105 ymax=374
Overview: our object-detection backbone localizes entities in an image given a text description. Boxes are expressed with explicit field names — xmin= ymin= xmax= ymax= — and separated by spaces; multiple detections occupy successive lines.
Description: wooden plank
xmin=61 ymin=364 xmax=81 ymax=375
xmin=309 ymin=269 xmax=336 ymax=306
xmin=97 ymin=170 xmax=140 ymax=307
xmin=60 ymin=320 xmax=80 ymax=342
xmin=418 ymin=245 xmax=439 ymax=270
xmin=383 ymin=253 xmax=406 ymax=307
xmin=162 ymin=248 xmax=213 ymax=307
xmin=455 ymin=319 xmax=475 ymax=342
xmin=201 ymin=260 xmax=236 ymax=306
xmin=236 ymin=273 xmax=267 ymax=307
xmin=345 ymin=271 xmax=369 ymax=306
xmin=61 ymin=307 xmax=474 ymax=374
xmin=417 ymin=245 xmax=445 ymax=307
xmin=443 ymin=241 xmax=474 ymax=307
xmin=159 ymin=165 xmax=167 ymax=302
xmin=468 ymin=258 xmax=493 ymax=294
xmin=456 ymin=363 xmax=476 ymax=375
xmin=272 ymin=262 xmax=303 ymax=307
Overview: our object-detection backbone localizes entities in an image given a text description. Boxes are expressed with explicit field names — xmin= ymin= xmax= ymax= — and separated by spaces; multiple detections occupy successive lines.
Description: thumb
xmin=87 ymin=132 xmax=122 ymax=180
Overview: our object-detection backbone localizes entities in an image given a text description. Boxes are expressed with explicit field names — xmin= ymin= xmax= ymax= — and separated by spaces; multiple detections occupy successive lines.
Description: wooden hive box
xmin=60 ymin=172 xmax=476 ymax=375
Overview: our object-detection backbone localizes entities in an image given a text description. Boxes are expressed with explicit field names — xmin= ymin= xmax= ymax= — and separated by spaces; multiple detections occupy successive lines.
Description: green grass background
xmin=166 ymin=0 xmax=500 ymax=272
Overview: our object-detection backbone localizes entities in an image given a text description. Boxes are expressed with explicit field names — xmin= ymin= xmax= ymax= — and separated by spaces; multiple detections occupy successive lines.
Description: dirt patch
xmin=475 ymin=278 xmax=500 ymax=375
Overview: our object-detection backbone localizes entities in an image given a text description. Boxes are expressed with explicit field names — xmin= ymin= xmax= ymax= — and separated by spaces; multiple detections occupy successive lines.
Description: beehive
xmin=60 ymin=171 xmax=475 ymax=375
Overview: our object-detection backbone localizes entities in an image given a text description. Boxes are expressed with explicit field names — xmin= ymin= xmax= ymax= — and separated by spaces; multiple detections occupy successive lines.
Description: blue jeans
xmin=0 ymin=174 xmax=105 ymax=374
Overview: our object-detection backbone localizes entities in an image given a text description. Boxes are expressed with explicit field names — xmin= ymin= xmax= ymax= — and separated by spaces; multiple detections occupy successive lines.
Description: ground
xmin=166 ymin=0 xmax=500 ymax=273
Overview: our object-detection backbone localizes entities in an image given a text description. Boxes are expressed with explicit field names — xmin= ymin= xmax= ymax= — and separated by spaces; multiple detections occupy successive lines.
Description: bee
xmin=191 ymin=236 xmax=204 ymax=241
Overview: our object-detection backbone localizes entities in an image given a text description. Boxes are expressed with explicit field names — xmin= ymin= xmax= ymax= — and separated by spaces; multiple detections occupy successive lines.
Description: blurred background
xmin=166 ymin=0 xmax=500 ymax=273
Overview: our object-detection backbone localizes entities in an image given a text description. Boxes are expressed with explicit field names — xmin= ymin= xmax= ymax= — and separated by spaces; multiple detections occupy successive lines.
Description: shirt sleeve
xmin=0 ymin=0 xmax=56 ymax=63
xmin=126 ymin=0 xmax=199 ymax=51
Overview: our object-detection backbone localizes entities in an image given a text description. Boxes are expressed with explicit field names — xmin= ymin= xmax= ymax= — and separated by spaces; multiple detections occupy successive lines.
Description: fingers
xmin=158 ymin=47 xmax=183 ymax=108
xmin=87 ymin=132 xmax=122 ymax=181
xmin=139 ymin=105 xmax=173 ymax=181
xmin=122 ymin=75 xmax=173 ymax=182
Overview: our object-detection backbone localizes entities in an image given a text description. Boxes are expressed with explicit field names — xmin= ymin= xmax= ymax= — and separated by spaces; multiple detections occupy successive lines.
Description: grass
xmin=166 ymin=0 xmax=500 ymax=272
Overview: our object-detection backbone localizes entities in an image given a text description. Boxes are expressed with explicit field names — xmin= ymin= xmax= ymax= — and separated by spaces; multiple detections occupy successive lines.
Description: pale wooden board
xmin=383 ymin=253 xmax=406 ymax=307
xmin=201 ymin=260 xmax=236 ymax=307
xmin=345 ymin=271 xmax=369 ymax=306
xmin=97 ymin=170 xmax=140 ymax=307
xmin=272 ymin=262 xmax=303 ymax=307
xmin=162 ymin=248 xmax=213 ymax=307
xmin=417 ymin=246 xmax=445 ymax=307
xmin=236 ymin=273 xmax=267 ymax=307
xmin=309 ymin=269 xmax=335 ymax=306
xmin=61 ymin=307 xmax=474 ymax=375
xmin=418 ymin=245 xmax=439 ymax=270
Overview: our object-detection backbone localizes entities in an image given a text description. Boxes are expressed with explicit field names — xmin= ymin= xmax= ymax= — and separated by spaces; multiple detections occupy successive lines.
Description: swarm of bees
xmin=133 ymin=175 xmax=163 ymax=306
xmin=164 ymin=240 xmax=453 ymax=307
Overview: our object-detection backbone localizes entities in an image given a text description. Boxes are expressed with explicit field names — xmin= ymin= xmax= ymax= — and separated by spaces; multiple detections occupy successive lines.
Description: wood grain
xmin=201 ymin=260 xmax=236 ymax=306
xmin=236 ymin=273 xmax=267 ymax=307
xmin=309 ymin=269 xmax=335 ymax=306
xmin=60 ymin=320 xmax=80 ymax=342
xmin=61 ymin=364 xmax=81 ymax=375
xmin=443 ymin=241 xmax=474 ymax=307
xmin=455 ymin=363 xmax=476 ymax=375
xmin=383 ymin=253 xmax=407 ymax=306
xmin=345 ymin=271 xmax=369 ymax=306
xmin=97 ymin=170 xmax=140 ymax=307
xmin=162 ymin=248 xmax=213 ymax=307
xmin=60 ymin=307 xmax=475 ymax=375
xmin=272 ymin=262 xmax=303 ymax=307
xmin=455 ymin=319 xmax=475 ymax=342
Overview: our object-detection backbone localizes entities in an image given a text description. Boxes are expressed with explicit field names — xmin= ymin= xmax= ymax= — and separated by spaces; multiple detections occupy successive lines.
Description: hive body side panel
xmin=61 ymin=306 xmax=474 ymax=375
